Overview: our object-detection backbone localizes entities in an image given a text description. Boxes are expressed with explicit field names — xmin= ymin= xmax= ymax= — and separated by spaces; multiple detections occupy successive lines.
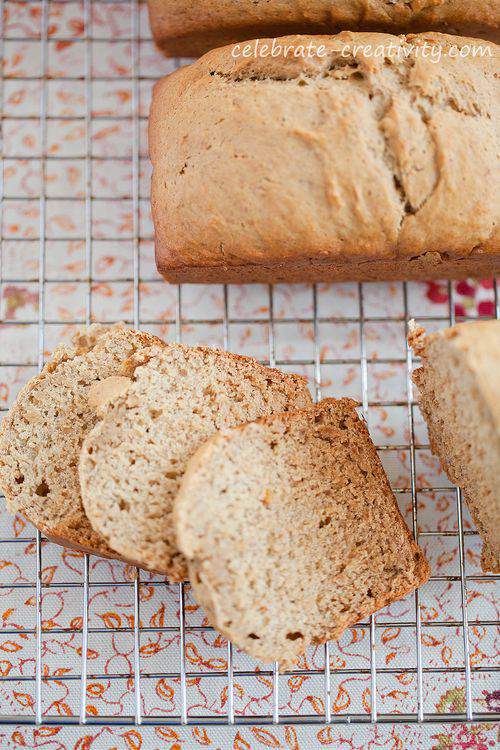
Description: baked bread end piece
xmin=409 ymin=320 xmax=500 ymax=573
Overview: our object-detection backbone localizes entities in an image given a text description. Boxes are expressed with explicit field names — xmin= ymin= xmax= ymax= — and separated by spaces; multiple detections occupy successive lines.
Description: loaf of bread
xmin=175 ymin=399 xmax=430 ymax=667
xmin=79 ymin=344 xmax=312 ymax=580
xmin=0 ymin=324 xmax=164 ymax=560
xmin=150 ymin=32 xmax=499 ymax=285
xmin=147 ymin=1 xmax=499 ymax=57
xmin=409 ymin=320 xmax=500 ymax=573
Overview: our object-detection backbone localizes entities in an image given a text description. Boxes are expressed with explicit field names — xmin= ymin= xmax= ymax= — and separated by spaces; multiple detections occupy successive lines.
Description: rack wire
xmin=0 ymin=0 xmax=499 ymax=728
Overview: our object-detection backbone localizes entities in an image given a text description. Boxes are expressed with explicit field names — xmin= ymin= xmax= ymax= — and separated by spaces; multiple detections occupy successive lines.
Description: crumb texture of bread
xmin=174 ymin=399 xmax=430 ymax=668
xmin=0 ymin=324 xmax=163 ymax=557
xmin=150 ymin=32 xmax=499 ymax=284
xmin=147 ymin=1 xmax=500 ymax=56
xmin=410 ymin=320 xmax=500 ymax=572
xmin=79 ymin=345 xmax=312 ymax=580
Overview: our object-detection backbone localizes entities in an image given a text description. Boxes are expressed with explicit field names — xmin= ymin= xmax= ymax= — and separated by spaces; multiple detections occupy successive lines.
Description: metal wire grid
xmin=0 ymin=0 xmax=499 ymax=727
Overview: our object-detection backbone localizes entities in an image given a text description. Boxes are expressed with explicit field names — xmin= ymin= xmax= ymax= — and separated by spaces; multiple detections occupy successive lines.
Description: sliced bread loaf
xmin=409 ymin=320 xmax=500 ymax=573
xmin=0 ymin=324 xmax=164 ymax=558
xmin=79 ymin=345 xmax=312 ymax=580
xmin=174 ymin=399 xmax=430 ymax=668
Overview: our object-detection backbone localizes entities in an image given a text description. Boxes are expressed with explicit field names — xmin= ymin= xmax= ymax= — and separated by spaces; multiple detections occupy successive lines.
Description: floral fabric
xmin=0 ymin=1 xmax=498 ymax=747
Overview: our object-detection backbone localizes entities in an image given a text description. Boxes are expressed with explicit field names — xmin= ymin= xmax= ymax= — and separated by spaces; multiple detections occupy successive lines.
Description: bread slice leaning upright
xmin=79 ymin=344 xmax=312 ymax=580
xmin=174 ymin=399 xmax=430 ymax=668
xmin=0 ymin=324 xmax=164 ymax=558
xmin=409 ymin=320 xmax=500 ymax=573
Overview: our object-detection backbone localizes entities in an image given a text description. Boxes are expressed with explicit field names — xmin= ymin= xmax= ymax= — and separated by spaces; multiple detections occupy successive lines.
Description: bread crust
xmin=147 ymin=1 xmax=500 ymax=56
xmin=409 ymin=320 xmax=500 ymax=573
xmin=158 ymin=252 xmax=500 ymax=284
xmin=150 ymin=32 xmax=500 ymax=284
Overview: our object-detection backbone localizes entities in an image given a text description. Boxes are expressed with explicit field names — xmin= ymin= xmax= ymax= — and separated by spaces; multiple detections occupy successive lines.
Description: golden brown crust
xmin=158 ymin=251 xmax=500 ymax=284
xmin=150 ymin=32 xmax=499 ymax=284
xmin=147 ymin=1 xmax=500 ymax=57
xmin=481 ymin=541 xmax=500 ymax=573
xmin=37 ymin=524 xmax=169 ymax=574
xmin=129 ymin=343 xmax=310 ymax=395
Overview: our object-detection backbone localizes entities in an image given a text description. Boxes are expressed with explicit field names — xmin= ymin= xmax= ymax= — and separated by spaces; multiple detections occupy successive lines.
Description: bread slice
xmin=409 ymin=320 xmax=500 ymax=573
xmin=174 ymin=399 xmax=430 ymax=668
xmin=0 ymin=324 xmax=164 ymax=558
xmin=79 ymin=345 xmax=312 ymax=580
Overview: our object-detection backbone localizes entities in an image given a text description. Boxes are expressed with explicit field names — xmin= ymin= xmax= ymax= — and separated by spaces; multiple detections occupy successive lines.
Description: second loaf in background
xmin=150 ymin=32 xmax=499 ymax=284
xmin=147 ymin=0 xmax=500 ymax=57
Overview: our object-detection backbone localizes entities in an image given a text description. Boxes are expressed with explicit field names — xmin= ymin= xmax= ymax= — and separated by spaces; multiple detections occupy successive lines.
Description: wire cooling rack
xmin=0 ymin=0 xmax=499 ymax=728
